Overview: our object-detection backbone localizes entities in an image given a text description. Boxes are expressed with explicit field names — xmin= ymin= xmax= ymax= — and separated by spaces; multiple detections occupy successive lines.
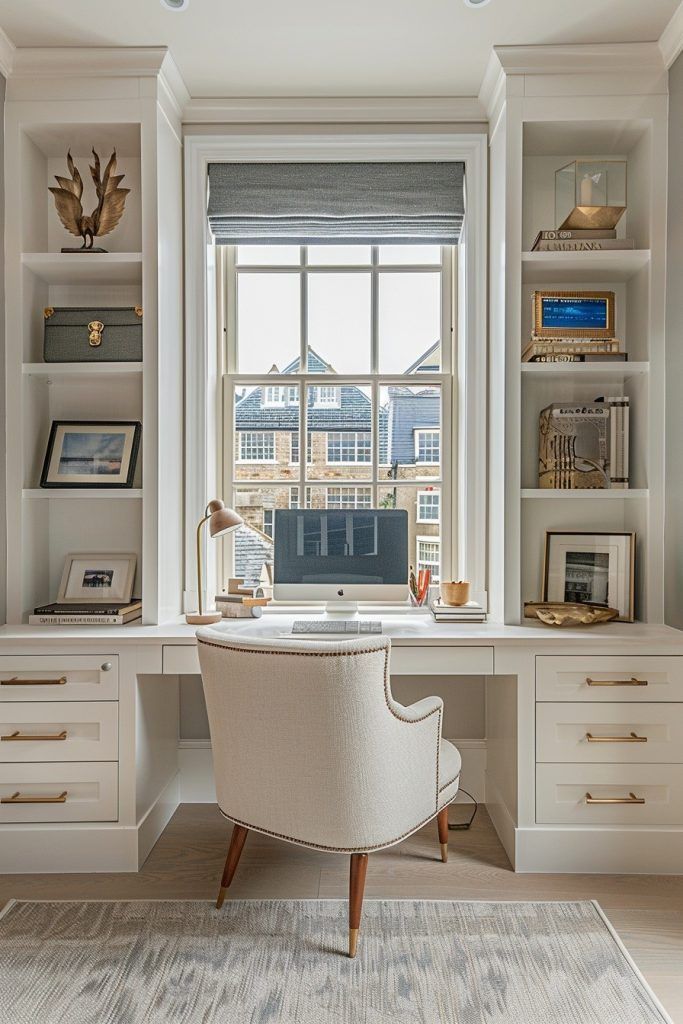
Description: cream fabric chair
xmin=197 ymin=627 xmax=461 ymax=957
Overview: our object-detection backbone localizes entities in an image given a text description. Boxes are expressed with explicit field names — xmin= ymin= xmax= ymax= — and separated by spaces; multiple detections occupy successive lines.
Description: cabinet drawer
xmin=391 ymin=646 xmax=494 ymax=676
xmin=536 ymin=656 xmax=683 ymax=702
xmin=0 ymin=702 xmax=118 ymax=763
xmin=536 ymin=763 xmax=683 ymax=825
xmin=0 ymin=656 xmax=118 ymax=702
xmin=537 ymin=703 xmax=683 ymax=764
xmin=162 ymin=645 xmax=199 ymax=675
xmin=0 ymin=762 xmax=118 ymax=823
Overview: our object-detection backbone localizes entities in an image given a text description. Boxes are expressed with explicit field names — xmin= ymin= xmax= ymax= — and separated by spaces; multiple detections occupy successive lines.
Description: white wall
xmin=666 ymin=52 xmax=683 ymax=629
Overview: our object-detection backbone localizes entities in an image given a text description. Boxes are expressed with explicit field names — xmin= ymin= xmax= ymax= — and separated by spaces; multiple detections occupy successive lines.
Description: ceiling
xmin=0 ymin=0 xmax=678 ymax=99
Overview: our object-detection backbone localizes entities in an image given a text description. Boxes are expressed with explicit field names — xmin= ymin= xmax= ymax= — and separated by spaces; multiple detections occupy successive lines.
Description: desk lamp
xmin=186 ymin=499 xmax=243 ymax=625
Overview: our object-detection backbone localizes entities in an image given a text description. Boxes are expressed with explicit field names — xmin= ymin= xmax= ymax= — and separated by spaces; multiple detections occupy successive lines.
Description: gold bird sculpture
xmin=49 ymin=149 xmax=130 ymax=251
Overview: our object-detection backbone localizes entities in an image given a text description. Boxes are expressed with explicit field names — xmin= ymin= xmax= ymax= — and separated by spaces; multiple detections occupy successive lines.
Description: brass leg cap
xmin=440 ymin=842 xmax=448 ymax=863
xmin=348 ymin=928 xmax=359 ymax=958
xmin=216 ymin=887 xmax=227 ymax=909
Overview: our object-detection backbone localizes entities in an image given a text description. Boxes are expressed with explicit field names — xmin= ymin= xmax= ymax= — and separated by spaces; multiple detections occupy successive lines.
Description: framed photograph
xmin=533 ymin=290 xmax=615 ymax=340
xmin=542 ymin=531 xmax=635 ymax=622
xmin=57 ymin=552 xmax=137 ymax=604
xmin=40 ymin=421 xmax=141 ymax=488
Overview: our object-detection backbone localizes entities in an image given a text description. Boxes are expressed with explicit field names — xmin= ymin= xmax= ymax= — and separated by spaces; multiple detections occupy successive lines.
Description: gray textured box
xmin=43 ymin=306 xmax=143 ymax=363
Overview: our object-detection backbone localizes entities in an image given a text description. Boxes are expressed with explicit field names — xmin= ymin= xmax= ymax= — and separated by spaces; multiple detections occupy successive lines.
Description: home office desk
xmin=1 ymin=612 xmax=682 ymax=876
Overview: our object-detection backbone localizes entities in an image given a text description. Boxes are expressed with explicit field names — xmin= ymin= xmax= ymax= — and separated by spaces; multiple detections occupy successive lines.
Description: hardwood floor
xmin=2 ymin=803 xmax=682 ymax=1020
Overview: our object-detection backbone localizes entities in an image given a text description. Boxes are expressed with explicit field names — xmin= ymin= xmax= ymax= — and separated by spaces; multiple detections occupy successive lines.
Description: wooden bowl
xmin=524 ymin=602 xmax=619 ymax=627
xmin=440 ymin=581 xmax=471 ymax=607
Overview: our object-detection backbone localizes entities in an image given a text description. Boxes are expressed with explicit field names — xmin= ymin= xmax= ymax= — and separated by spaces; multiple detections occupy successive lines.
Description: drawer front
xmin=0 ymin=702 xmax=118 ymax=763
xmin=537 ymin=703 xmax=683 ymax=764
xmin=536 ymin=656 xmax=683 ymax=702
xmin=0 ymin=656 xmax=118 ymax=702
xmin=536 ymin=763 xmax=683 ymax=825
xmin=391 ymin=646 xmax=494 ymax=676
xmin=0 ymin=761 xmax=118 ymax=823
xmin=162 ymin=645 xmax=199 ymax=675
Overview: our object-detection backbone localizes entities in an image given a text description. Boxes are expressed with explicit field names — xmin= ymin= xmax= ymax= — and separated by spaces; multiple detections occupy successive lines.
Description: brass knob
xmin=88 ymin=320 xmax=104 ymax=347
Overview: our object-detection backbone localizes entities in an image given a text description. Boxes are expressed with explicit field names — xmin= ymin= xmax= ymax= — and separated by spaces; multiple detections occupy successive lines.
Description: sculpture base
xmin=185 ymin=611 xmax=223 ymax=625
xmin=60 ymin=247 xmax=108 ymax=253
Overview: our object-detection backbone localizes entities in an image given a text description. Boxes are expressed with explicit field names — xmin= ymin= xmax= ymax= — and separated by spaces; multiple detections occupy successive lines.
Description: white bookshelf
xmin=486 ymin=46 xmax=667 ymax=625
xmin=3 ymin=55 xmax=184 ymax=624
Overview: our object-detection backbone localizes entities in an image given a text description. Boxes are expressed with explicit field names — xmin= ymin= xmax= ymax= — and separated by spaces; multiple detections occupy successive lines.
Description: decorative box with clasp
xmin=43 ymin=306 xmax=143 ymax=362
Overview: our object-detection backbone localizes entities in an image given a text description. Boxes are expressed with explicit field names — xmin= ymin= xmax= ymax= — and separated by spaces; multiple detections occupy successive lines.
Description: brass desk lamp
xmin=186 ymin=500 xmax=243 ymax=625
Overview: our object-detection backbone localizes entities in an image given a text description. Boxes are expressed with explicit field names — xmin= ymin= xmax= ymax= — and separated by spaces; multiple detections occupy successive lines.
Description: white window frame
xmin=326 ymin=486 xmax=373 ymax=509
xmin=237 ymin=430 xmax=276 ymax=463
xmin=289 ymin=431 xmax=299 ymax=465
xmin=326 ymin=430 xmax=372 ymax=466
xmin=415 ymin=428 xmax=440 ymax=464
xmin=416 ymin=535 xmax=441 ymax=580
xmin=262 ymin=385 xmax=285 ymax=407
xmin=313 ymin=386 xmax=340 ymax=408
xmin=417 ymin=489 xmax=440 ymax=523
xmin=263 ymin=508 xmax=274 ymax=537
xmin=184 ymin=131 xmax=487 ymax=613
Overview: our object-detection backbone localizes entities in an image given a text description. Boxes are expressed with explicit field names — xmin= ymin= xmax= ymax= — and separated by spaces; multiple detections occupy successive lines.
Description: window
xmin=327 ymin=432 xmax=371 ymax=465
xmin=314 ymin=386 xmax=340 ymax=408
xmin=415 ymin=429 xmax=440 ymax=464
xmin=263 ymin=508 xmax=274 ymax=538
xmin=239 ymin=431 xmax=275 ymax=462
xmin=417 ymin=490 xmax=440 ymax=523
xmin=417 ymin=538 xmax=440 ymax=583
xmin=327 ymin=486 xmax=372 ymax=509
xmin=224 ymin=244 xmax=452 ymax=588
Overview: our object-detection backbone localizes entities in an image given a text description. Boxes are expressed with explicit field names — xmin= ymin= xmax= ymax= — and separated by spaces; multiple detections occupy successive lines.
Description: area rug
xmin=0 ymin=899 xmax=672 ymax=1024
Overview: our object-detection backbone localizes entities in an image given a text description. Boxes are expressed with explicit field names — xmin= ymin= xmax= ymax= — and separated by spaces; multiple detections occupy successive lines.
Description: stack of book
xmin=430 ymin=599 xmax=486 ymax=624
xmin=29 ymin=600 xmax=142 ymax=625
xmin=522 ymin=338 xmax=625 ymax=363
xmin=530 ymin=229 xmax=634 ymax=252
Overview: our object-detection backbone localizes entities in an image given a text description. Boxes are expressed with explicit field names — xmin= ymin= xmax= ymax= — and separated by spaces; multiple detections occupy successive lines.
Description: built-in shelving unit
xmin=487 ymin=49 xmax=667 ymax=625
xmin=4 ymin=57 xmax=184 ymax=624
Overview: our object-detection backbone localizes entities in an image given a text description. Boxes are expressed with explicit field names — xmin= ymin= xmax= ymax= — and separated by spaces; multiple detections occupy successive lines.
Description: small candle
xmin=580 ymin=173 xmax=593 ymax=205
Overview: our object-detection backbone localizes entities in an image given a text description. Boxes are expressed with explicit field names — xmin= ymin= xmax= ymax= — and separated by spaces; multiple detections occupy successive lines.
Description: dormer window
xmin=262 ymin=385 xmax=299 ymax=408
xmin=313 ymin=386 xmax=340 ymax=408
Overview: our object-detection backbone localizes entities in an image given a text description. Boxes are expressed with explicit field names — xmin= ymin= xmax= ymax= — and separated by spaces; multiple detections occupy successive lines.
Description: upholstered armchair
xmin=197 ymin=629 xmax=461 ymax=957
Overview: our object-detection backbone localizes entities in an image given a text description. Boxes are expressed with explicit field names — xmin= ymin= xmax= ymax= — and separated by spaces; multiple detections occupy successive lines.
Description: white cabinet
xmin=0 ymin=656 xmax=118 ymax=701
xmin=0 ymin=702 xmax=118 ymax=763
xmin=536 ymin=763 xmax=683 ymax=826
xmin=536 ymin=656 xmax=683 ymax=702
xmin=0 ymin=761 xmax=118 ymax=823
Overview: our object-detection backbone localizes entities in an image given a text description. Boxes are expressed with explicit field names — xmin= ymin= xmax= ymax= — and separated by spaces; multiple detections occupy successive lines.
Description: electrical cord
xmin=447 ymin=787 xmax=479 ymax=831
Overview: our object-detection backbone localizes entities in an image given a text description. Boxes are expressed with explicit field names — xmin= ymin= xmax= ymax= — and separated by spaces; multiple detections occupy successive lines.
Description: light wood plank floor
xmin=2 ymin=803 xmax=682 ymax=1021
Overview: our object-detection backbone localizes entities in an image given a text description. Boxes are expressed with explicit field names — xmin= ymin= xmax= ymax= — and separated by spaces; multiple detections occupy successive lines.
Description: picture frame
xmin=57 ymin=552 xmax=137 ymax=604
xmin=532 ymin=290 xmax=615 ymax=340
xmin=542 ymin=531 xmax=635 ymax=622
xmin=40 ymin=421 xmax=141 ymax=488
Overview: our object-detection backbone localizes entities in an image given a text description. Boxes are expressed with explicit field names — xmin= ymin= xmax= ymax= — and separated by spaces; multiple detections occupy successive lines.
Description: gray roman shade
xmin=207 ymin=162 xmax=465 ymax=244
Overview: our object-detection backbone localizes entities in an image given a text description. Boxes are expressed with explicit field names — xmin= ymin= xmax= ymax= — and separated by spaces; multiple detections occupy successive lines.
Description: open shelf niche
xmin=487 ymin=59 xmax=667 ymax=625
xmin=4 ymin=60 xmax=184 ymax=624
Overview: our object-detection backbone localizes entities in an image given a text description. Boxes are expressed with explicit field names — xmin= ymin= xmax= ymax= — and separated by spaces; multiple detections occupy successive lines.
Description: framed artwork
xmin=40 ymin=421 xmax=141 ymax=488
xmin=57 ymin=552 xmax=137 ymax=604
xmin=533 ymin=290 xmax=615 ymax=340
xmin=542 ymin=531 xmax=635 ymax=622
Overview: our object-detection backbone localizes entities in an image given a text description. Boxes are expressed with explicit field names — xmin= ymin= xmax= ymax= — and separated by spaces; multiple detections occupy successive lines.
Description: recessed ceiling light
xmin=463 ymin=0 xmax=492 ymax=6
xmin=160 ymin=0 xmax=189 ymax=10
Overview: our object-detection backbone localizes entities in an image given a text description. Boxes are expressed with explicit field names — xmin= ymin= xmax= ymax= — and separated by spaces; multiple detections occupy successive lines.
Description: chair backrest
xmin=197 ymin=629 xmax=439 ymax=852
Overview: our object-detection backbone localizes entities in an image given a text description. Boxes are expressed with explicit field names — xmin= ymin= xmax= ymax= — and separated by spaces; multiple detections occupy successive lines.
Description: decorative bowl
xmin=524 ymin=602 xmax=619 ymax=627
xmin=440 ymin=581 xmax=471 ymax=606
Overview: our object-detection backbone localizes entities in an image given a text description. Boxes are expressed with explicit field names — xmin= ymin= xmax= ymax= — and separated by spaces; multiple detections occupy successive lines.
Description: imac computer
xmin=273 ymin=508 xmax=409 ymax=616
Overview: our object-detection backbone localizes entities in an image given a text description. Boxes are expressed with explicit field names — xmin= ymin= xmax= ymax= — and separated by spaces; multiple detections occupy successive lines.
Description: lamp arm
xmin=195 ymin=513 xmax=211 ymax=616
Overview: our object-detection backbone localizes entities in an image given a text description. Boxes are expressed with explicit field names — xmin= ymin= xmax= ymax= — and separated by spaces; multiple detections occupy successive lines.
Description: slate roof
xmin=234 ymin=523 xmax=273 ymax=585
xmin=386 ymin=386 xmax=440 ymax=466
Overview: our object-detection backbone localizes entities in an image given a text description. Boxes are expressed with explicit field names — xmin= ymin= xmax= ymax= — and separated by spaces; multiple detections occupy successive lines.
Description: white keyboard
xmin=291 ymin=620 xmax=382 ymax=635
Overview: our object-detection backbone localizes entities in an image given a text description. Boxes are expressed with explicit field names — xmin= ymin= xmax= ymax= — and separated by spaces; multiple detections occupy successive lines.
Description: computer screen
xmin=273 ymin=509 xmax=409 ymax=602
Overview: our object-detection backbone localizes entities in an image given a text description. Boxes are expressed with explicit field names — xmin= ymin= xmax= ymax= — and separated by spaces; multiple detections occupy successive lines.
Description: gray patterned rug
xmin=0 ymin=899 xmax=672 ymax=1024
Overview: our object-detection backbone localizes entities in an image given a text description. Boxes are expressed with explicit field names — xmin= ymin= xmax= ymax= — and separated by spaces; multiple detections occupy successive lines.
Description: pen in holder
xmin=409 ymin=565 xmax=431 ymax=607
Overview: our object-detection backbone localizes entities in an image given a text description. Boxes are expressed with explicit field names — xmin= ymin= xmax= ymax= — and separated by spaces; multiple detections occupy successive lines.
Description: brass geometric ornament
xmin=48 ymin=149 xmax=130 ymax=252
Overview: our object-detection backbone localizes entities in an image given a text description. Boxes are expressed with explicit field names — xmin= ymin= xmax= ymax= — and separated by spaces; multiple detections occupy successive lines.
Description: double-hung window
xmin=223 ymin=243 xmax=454 ymax=587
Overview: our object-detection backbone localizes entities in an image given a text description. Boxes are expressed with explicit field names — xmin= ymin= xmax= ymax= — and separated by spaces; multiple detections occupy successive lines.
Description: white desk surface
xmin=0 ymin=610 xmax=680 ymax=648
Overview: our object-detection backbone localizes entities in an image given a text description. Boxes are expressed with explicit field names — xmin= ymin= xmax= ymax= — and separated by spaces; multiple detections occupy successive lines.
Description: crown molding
xmin=478 ymin=50 xmax=506 ymax=123
xmin=0 ymin=26 xmax=15 ymax=78
xmin=659 ymin=1 xmax=683 ymax=68
xmin=490 ymin=41 xmax=664 ymax=77
xmin=182 ymin=95 xmax=486 ymax=125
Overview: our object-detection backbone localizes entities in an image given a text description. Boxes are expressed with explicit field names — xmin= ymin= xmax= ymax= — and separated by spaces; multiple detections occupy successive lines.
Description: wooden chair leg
xmin=216 ymin=824 xmax=249 ymax=909
xmin=348 ymin=852 xmax=368 ymax=958
xmin=437 ymin=806 xmax=449 ymax=863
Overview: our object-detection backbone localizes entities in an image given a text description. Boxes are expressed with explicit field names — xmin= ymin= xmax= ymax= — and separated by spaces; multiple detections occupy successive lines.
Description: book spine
xmin=536 ymin=229 xmax=618 ymax=240
xmin=533 ymin=239 xmax=634 ymax=251
xmin=610 ymin=397 xmax=629 ymax=488
xmin=28 ymin=614 xmax=128 ymax=625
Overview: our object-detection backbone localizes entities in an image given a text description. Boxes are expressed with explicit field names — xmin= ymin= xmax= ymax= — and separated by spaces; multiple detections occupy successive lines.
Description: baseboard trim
xmin=515 ymin=826 xmax=683 ymax=874
xmin=137 ymin=772 xmax=180 ymax=868
xmin=178 ymin=738 xmax=487 ymax=804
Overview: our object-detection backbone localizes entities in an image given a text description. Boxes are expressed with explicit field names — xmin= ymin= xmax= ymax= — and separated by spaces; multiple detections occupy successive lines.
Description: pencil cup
xmin=440 ymin=581 xmax=470 ymax=606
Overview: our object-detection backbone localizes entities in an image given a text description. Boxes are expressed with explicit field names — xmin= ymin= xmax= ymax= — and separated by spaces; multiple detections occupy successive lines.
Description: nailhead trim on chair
xmin=198 ymin=636 xmax=455 ymax=852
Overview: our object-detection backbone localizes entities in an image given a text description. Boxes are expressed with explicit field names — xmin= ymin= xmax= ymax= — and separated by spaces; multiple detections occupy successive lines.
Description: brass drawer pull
xmin=585 ymin=791 xmax=645 ymax=805
xmin=586 ymin=677 xmax=648 ymax=687
xmin=1 ymin=730 xmax=67 ymax=742
xmin=585 ymin=732 xmax=647 ymax=743
xmin=0 ymin=676 xmax=67 ymax=687
xmin=1 ymin=790 xmax=68 ymax=804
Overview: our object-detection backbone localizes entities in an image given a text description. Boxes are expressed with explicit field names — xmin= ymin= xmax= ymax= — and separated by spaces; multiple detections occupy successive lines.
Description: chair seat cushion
xmin=438 ymin=739 xmax=461 ymax=807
